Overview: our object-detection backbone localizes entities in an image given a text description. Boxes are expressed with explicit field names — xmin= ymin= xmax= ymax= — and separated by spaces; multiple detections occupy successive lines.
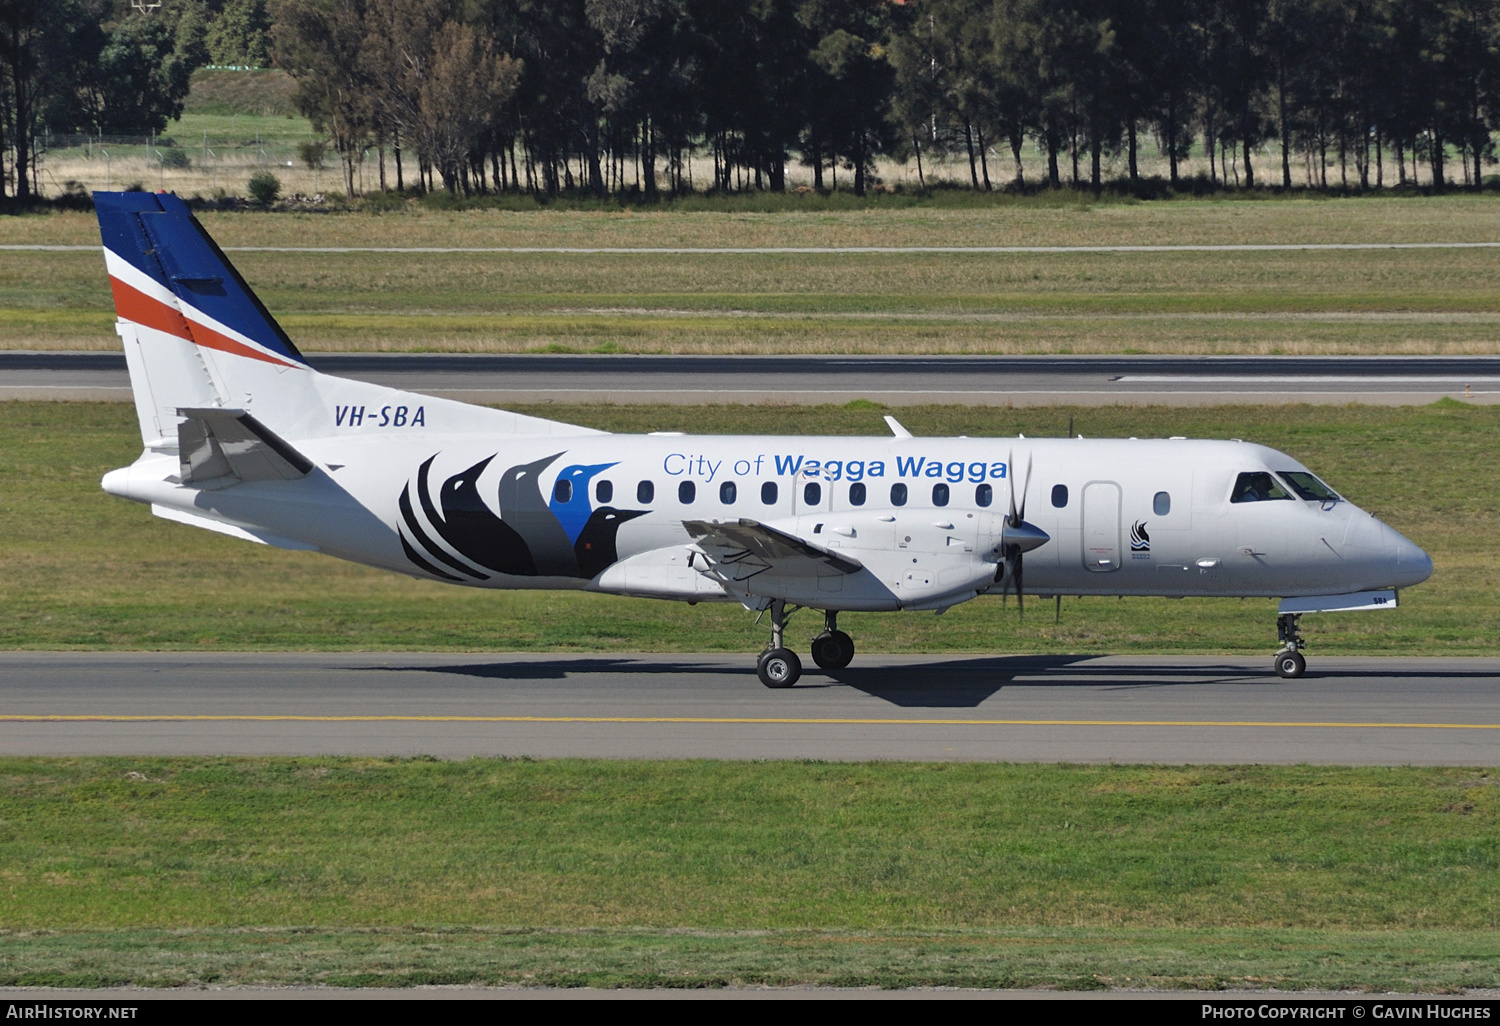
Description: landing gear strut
xmin=757 ymin=599 xmax=802 ymax=688
xmin=1274 ymin=613 xmax=1307 ymax=679
xmin=810 ymin=610 xmax=855 ymax=672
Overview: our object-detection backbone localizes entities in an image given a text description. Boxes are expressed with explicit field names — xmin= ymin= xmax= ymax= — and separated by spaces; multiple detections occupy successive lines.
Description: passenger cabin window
xmin=1051 ymin=484 xmax=1068 ymax=508
xmin=596 ymin=479 xmax=613 ymax=503
xmin=553 ymin=479 xmax=572 ymax=503
xmin=976 ymin=483 xmax=993 ymax=507
xmin=803 ymin=482 xmax=822 ymax=506
xmin=1279 ymin=471 xmax=1341 ymax=502
xmin=1230 ymin=472 xmax=1292 ymax=503
xmin=678 ymin=480 xmax=696 ymax=503
xmin=637 ymin=480 xmax=654 ymax=503
xmin=1153 ymin=491 xmax=1170 ymax=516
xmin=890 ymin=483 xmax=908 ymax=506
xmin=849 ymin=482 xmax=867 ymax=506
xmin=932 ymin=483 xmax=950 ymax=507
xmin=761 ymin=481 xmax=778 ymax=505
xmin=720 ymin=481 xmax=737 ymax=504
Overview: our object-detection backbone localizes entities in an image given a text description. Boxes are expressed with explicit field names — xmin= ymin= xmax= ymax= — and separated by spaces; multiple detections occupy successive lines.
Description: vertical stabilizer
xmin=96 ymin=190 xmax=312 ymax=448
xmin=95 ymin=191 xmax=607 ymax=445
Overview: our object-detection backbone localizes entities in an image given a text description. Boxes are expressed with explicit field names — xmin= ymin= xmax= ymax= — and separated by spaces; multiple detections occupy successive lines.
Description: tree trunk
xmin=1090 ymin=130 xmax=1101 ymax=193
xmin=854 ymin=131 xmax=867 ymax=196
xmin=963 ymin=120 xmax=979 ymax=188
xmin=1278 ymin=65 xmax=1291 ymax=188
xmin=1242 ymin=132 xmax=1254 ymax=188
xmin=643 ymin=118 xmax=657 ymax=197
xmin=1127 ymin=118 xmax=1138 ymax=182
xmin=13 ymin=66 xmax=31 ymax=200
xmin=1009 ymin=127 xmax=1024 ymax=187
xmin=812 ymin=138 xmax=824 ymax=191
xmin=1431 ymin=129 xmax=1444 ymax=188
xmin=976 ymin=123 xmax=991 ymax=190
xmin=1206 ymin=118 xmax=1216 ymax=184
xmin=1046 ymin=127 xmax=1060 ymax=188
xmin=913 ymin=134 xmax=924 ymax=189
xmin=1167 ymin=90 xmax=1179 ymax=186
xmin=394 ymin=130 xmax=404 ymax=192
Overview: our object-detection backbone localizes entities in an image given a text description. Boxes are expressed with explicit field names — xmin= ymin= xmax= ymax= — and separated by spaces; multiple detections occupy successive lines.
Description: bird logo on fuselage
xmin=397 ymin=453 xmax=647 ymax=581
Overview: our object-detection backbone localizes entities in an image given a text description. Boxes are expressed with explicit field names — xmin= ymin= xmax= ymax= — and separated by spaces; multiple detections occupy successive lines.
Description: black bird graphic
xmin=574 ymin=507 xmax=649 ymax=578
xmin=497 ymin=452 xmax=579 ymax=577
xmin=420 ymin=455 xmax=537 ymax=576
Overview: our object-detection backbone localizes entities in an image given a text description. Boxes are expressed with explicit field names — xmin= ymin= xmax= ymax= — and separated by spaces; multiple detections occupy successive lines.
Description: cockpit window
xmin=1278 ymin=471 xmax=1341 ymax=502
xmin=1230 ymin=471 xmax=1293 ymax=503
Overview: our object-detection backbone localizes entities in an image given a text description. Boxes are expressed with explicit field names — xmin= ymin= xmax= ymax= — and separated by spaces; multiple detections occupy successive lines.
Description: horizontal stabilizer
xmin=684 ymin=518 xmax=863 ymax=577
xmin=177 ymin=407 xmax=314 ymax=484
xmin=1278 ymin=589 xmax=1397 ymax=614
xmin=152 ymin=504 xmax=318 ymax=550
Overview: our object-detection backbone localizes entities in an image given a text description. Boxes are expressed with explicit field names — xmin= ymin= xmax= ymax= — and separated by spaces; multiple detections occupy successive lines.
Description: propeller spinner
xmin=995 ymin=450 xmax=1051 ymax=616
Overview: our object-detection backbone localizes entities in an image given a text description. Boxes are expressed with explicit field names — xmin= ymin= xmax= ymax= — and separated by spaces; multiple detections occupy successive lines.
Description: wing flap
xmin=177 ymin=407 xmax=314 ymax=484
xmin=683 ymin=518 xmax=863 ymax=578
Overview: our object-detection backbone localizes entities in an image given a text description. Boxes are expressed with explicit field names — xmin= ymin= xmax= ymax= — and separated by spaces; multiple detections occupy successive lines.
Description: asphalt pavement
xmin=3 ymin=652 xmax=1495 ymax=764
xmin=3 ymin=352 xmax=1499 ymax=405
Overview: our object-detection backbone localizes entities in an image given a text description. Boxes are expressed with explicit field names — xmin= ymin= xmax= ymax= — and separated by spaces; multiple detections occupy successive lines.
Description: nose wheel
xmin=1274 ymin=613 xmax=1306 ymax=678
xmin=810 ymin=611 xmax=855 ymax=672
xmin=757 ymin=599 xmax=802 ymax=688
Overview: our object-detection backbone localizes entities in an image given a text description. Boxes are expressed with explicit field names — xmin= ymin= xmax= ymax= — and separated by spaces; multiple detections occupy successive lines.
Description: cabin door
xmin=1081 ymin=481 xmax=1122 ymax=572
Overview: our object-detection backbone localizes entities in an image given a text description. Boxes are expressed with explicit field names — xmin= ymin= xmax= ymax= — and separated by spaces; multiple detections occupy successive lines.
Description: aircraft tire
xmin=1274 ymin=650 xmax=1306 ymax=679
xmin=758 ymin=647 xmax=802 ymax=688
xmin=810 ymin=630 xmax=855 ymax=671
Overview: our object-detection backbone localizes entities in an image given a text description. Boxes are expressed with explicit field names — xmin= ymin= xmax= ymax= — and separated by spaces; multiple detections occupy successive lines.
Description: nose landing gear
xmin=810 ymin=611 xmax=855 ymax=672
xmin=1274 ymin=613 xmax=1307 ymax=678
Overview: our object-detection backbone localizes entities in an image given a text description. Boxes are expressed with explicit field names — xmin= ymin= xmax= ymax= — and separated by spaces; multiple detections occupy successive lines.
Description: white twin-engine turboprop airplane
xmin=95 ymin=191 xmax=1432 ymax=687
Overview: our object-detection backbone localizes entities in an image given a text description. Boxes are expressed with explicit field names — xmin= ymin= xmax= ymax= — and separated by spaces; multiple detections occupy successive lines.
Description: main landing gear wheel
xmin=811 ymin=630 xmax=855 ymax=672
xmin=1274 ymin=649 xmax=1307 ymax=679
xmin=758 ymin=647 xmax=802 ymax=688
xmin=810 ymin=610 xmax=855 ymax=672
xmin=1274 ymin=612 xmax=1307 ymax=678
xmin=756 ymin=599 xmax=802 ymax=688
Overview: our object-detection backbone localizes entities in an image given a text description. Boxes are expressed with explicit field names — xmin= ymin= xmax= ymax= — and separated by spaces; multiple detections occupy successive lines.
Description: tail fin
xmin=96 ymin=191 xmax=603 ymax=447
xmin=97 ymin=190 xmax=308 ymax=447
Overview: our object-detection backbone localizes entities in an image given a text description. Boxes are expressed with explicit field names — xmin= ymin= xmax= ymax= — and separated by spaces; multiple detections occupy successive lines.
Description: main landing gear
xmin=810 ymin=610 xmax=855 ymax=672
xmin=1274 ymin=613 xmax=1307 ymax=679
xmin=756 ymin=604 xmax=857 ymax=688
xmin=757 ymin=600 xmax=802 ymax=688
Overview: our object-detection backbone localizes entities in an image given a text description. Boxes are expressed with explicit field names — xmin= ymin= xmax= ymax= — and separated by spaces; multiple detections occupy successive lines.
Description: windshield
xmin=1230 ymin=471 xmax=1293 ymax=503
xmin=1278 ymin=471 xmax=1341 ymax=502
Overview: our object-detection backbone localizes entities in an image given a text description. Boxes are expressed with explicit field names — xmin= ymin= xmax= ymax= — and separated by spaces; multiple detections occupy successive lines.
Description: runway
xmin=3 ymin=652 xmax=1496 ymax=764
xmin=3 ymin=352 xmax=1498 ymax=405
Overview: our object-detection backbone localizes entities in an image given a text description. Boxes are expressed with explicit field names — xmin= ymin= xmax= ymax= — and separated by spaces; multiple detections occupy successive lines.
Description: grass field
xmin=0 ymin=758 xmax=1496 ymax=989
xmin=2 ymin=198 xmax=1498 ymax=355
xmin=0 ymin=399 xmax=1493 ymax=654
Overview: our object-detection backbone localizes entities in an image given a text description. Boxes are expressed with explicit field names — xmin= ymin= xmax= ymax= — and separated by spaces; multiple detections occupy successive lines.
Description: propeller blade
xmin=1006 ymin=448 xmax=1019 ymax=527
xmin=1019 ymin=452 xmax=1033 ymax=523
xmin=1015 ymin=551 xmax=1024 ymax=618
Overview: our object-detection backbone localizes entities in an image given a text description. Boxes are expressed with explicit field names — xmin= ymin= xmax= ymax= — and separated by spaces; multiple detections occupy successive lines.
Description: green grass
xmin=3 ymin=246 xmax=1499 ymax=354
xmin=0 ymin=758 xmax=1497 ymax=989
xmin=5 ymin=197 xmax=1498 ymax=354
xmin=180 ymin=68 xmax=299 ymax=119
xmin=0 ymin=400 xmax=1494 ymax=654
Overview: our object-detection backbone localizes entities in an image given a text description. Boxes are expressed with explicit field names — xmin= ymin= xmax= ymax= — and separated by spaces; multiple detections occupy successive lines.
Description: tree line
xmin=2 ymin=0 xmax=1498 ymax=201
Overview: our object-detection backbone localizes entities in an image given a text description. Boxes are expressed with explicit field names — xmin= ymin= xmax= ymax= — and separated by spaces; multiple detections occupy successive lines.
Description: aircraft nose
xmin=1386 ymin=524 xmax=1433 ymax=589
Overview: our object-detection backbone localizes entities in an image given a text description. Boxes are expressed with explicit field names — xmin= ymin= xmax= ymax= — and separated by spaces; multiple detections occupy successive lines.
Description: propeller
xmin=994 ymin=449 xmax=1051 ymax=618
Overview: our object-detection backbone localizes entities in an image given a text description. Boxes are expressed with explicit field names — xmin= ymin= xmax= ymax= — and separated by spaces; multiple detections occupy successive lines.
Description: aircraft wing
xmin=177 ymin=407 xmax=314 ymax=484
xmin=683 ymin=518 xmax=864 ymax=579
